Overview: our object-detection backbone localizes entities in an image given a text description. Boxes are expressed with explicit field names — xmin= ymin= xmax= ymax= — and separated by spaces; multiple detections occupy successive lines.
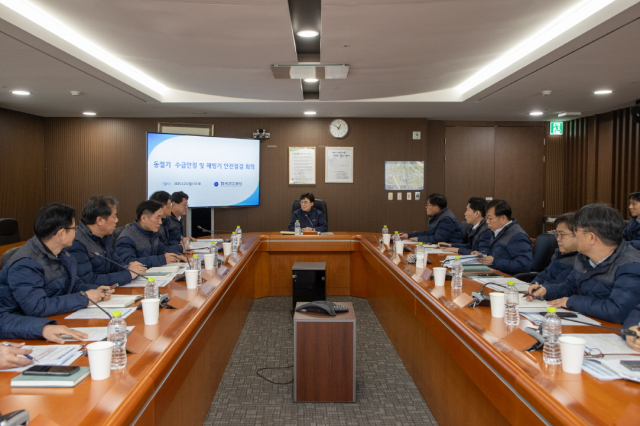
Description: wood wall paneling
xmin=0 ymin=108 xmax=45 ymax=240
xmin=544 ymin=132 xmax=564 ymax=215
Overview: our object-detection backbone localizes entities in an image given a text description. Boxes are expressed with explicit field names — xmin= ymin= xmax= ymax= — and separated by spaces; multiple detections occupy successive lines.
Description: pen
xmin=103 ymin=283 xmax=118 ymax=293
xmin=2 ymin=342 xmax=35 ymax=360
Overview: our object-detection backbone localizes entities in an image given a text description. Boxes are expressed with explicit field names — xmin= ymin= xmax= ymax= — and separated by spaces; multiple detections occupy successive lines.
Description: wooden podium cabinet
xmin=0 ymin=233 xmax=638 ymax=426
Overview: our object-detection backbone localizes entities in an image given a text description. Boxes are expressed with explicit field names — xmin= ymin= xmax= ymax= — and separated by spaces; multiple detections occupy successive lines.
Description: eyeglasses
xmin=584 ymin=347 xmax=603 ymax=358
xmin=553 ymin=231 xmax=575 ymax=240
xmin=425 ymin=204 xmax=435 ymax=208
xmin=64 ymin=226 xmax=77 ymax=230
xmin=300 ymin=201 xmax=311 ymax=205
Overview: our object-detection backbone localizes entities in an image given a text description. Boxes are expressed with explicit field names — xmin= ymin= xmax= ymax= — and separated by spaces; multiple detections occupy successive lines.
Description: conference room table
xmin=0 ymin=232 xmax=638 ymax=426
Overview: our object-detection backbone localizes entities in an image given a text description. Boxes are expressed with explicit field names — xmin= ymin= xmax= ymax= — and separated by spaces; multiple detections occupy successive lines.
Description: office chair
xmin=514 ymin=233 xmax=558 ymax=283
xmin=0 ymin=219 xmax=20 ymax=246
xmin=291 ymin=199 xmax=328 ymax=223
xmin=112 ymin=226 xmax=126 ymax=248
xmin=0 ymin=247 xmax=20 ymax=269
xmin=460 ymin=221 xmax=470 ymax=244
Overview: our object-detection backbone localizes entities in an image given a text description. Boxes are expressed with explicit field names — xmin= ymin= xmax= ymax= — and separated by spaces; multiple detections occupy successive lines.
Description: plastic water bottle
xmin=107 ymin=311 xmax=127 ymax=370
xmin=504 ymin=280 xmax=520 ymax=326
xmin=542 ymin=307 xmax=562 ymax=365
xmin=209 ymin=242 xmax=216 ymax=254
xmin=295 ymin=220 xmax=301 ymax=235
xmin=415 ymin=242 xmax=426 ymax=268
xmin=144 ymin=278 xmax=158 ymax=299
xmin=190 ymin=254 xmax=202 ymax=285
xmin=231 ymin=232 xmax=238 ymax=254
xmin=382 ymin=225 xmax=389 ymax=237
xmin=236 ymin=225 xmax=242 ymax=244
xmin=451 ymin=256 xmax=463 ymax=289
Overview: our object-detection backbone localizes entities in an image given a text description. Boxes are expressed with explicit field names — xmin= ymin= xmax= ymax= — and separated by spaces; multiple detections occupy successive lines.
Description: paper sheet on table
xmin=475 ymin=277 xmax=529 ymax=292
xmin=564 ymin=334 xmax=639 ymax=355
xmin=517 ymin=295 xmax=552 ymax=309
xmin=424 ymin=248 xmax=448 ymax=254
xmin=583 ymin=356 xmax=640 ymax=382
xmin=0 ymin=344 xmax=84 ymax=373
xmin=65 ymin=307 xmax=135 ymax=320
xmin=64 ymin=326 xmax=134 ymax=342
xmin=520 ymin=311 xmax=600 ymax=326
xmin=147 ymin=265 xmax=180 ymax=274
xmin=88 ymin=294 xmax=141 ymax=308
xmin=189 ymin=242 xmax=217 ymax=250
xmin=125 ymin=276 xmax=172 ymax=287
xmin=442 ymin=255 xmax=484 ymax=265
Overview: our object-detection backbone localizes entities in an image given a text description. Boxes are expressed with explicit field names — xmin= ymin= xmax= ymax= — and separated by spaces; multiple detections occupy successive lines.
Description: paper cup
xmin=433 ymin=267 xmax=447 ymax=287
xmin=141 ymin=298 xmax=160 ymax=325
xmin=203 ymin=254 xmax=215 ymax=270
xmin=222 ymin=242 xmax=231 ymax=257
xmin=395 ymin=240 xmax=404 ymax=255
xmin=559 ymin=336 xmax=586 ymax=374
xmin=489 ymin=292 xmax=505 ymax=318
xmin=185 ymin=269 xmax=199 ymax=289
xmin=87 ymin=341 xmax=114 ymax=380
xmin=383 ymin=234 xmax=391 ymax=245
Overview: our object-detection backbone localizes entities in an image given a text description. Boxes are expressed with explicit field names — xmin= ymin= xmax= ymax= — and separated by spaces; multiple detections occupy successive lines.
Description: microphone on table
xmin=561 ymin=317 xmax=638 ymax=338
xmin=468 ymin=282 xmax=506 ymax=307
xmin=80 ymin=291 xmax=112 ymax=319
xmin=304 ymin=214 xmax=315 ymax=230
xmin=196 ymin=226 xmax=227 ymax=241
xmin=91 ymin=251 xmax=147 ymax=279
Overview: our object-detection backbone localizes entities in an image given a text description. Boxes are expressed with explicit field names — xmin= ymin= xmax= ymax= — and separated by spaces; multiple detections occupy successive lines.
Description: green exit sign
xmin=550 ymin=122 xmax=563 ymax=135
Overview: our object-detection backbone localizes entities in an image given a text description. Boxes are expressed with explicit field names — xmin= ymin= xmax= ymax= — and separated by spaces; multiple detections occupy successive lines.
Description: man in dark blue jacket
xmin=474 ymin=199 xmax=532 ymax=275
xmin=0 ymin=203 xmax=114 ymax=321
xmin=529 ymin=204 xmax=640 ymax=324
xmin=166 ymin=191 xmax=192 ymax=245
xmin=288 ymin=193 xmax=328 ymax=232
xmin=115 ymin=200 xmax=186 ymax=267
xmin=440 ymin=197 xmax=491 ymax=255
xmin=67 ymin=195 xmax=147 ymax=286
xmin=531 ymin=212 xmax=578 ymax=285
xmin=622 ymin=191 xmax=640 ymax=249
xmin=150 ymin=190 xmax=186 ymax=254
xmin=401 ymin=193 xmax=463 ymax=244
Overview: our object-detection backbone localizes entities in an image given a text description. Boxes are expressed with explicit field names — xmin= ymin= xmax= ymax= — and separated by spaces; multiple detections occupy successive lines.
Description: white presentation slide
xmin=147 ymin=133 xmax=260 ymax=207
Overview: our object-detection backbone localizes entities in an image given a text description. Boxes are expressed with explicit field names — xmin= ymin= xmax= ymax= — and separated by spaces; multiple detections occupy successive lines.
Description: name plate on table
xmin=421 ymin=268 xmax=433 ymax=281
xmin=377 ymin=244 xmax=386 ymax=253
xmin=412 ymin=269 xmax=425 ymax=283
xmin=453 ymin=292 xmax=475 ymax=308
xmin=217 ymin=266 xmax=229 ymax=277
xmin=228 ymin=257 xmax=237 ymax=266
xmin=392 ymin=254 xmax=401 ymax=265
xmin=167 ymin=296 xmax=188 ymax=310
xmin=126 ymin=330 xmax=152 ymax=354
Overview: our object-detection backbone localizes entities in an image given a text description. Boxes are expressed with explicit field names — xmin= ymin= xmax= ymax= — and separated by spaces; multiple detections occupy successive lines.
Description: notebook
xmin=88 ymin=294 xmax=142 ymax=308
xmin=11 ymin=367 xmax=90 ymax=388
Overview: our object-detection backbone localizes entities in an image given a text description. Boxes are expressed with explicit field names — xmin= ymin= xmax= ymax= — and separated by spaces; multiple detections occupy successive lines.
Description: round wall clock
xmin=329 ymin=119 xmax=349 ymax=138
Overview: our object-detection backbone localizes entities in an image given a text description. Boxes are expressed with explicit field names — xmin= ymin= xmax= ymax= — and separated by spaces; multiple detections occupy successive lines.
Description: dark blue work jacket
xmin=159 ymin=219 xmax=183 ymax=254
xmin=452 ymin=218 xmax=491 ymax=255
xmin=623 ymin=217 xmax=640 ymax=250
xmin=0 ymin=237 xmax=96 ymax=320
xmin=408 ymin=208 xmax=464 ymax=244
xmin=0 ymin=311 xmax=55 ymax=340
xmin=288 ymin=207 xmax=328 ymax=232
xmin=166 ymin=214 xmax=185 ymax=246
xmin=487 ymin=220 xmax=532 ymax=275
xmin=534 ymin=249 xmax=578 ymax=285
xmin=544 ymin=242 xmax=640 ymax=324
xmin=115 ymin=222 xmax=168 ymax=267
xmin=67 ymin=220 xmax=132 ymax=286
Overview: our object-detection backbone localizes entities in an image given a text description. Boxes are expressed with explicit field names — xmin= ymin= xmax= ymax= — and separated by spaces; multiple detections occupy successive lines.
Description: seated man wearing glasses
xmin=400 ymin=193 xmax=463 ymax=244
xmin=530 ymin=213 xmax=578 ymax=285
xmin=528 ymin=204 xmax=640 ymax=324
xmin=288 ymin=193 xmax=328 ymax=232
xmin=0 ymin=203 xmax=114 ymax=321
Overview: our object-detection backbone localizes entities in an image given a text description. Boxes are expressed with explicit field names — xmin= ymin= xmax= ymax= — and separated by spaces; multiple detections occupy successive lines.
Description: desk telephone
xmin=295 ymin=301 xmax=349 ymax=316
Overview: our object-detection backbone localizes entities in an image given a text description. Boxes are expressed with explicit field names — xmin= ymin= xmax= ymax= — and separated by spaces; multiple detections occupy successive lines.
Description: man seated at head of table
xmin=527 ymin=203 xmax=640 ymax=324
xmin=0 ymin=203 xmax=115 ymax=319
xmin=623 ymin=191 xmax=640 ymax=249
xmin=400 ymin=193 xmax=464 ymax=244
xmin=149 ymin=190 xmax=188 ymax=254
xmin=472 ymin=199 xmax=532 ymax=275
xmin=115 ymin=200 xmax=186 ymax=267
xmin=439 ymin=197 xmax=491 ymax=255
xmin=288 ymin=192 xmax=328 ymax=233
xmin=67 ymin=195 xmax=147 ymax=286
xmin=530 ymin=212 xmax=578 ymax=285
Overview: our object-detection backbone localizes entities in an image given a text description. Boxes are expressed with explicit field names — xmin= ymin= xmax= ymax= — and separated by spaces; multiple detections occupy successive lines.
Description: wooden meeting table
xmin=0 ymin=232 xmax=638 ymax=426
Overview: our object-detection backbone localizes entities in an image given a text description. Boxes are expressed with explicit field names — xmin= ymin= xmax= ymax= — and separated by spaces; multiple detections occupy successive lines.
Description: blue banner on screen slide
xmin=147 ymin=133 xmax=260 ymax=207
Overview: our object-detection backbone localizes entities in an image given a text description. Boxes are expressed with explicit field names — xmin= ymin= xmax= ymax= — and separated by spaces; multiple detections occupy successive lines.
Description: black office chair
xmin=460 ymin=221 xmax=470 ymax=244
xmin=514 ymin=233 xmax=558 ymax=282
xmin=291 ymin=199 xmax=328 ymax=223
xmin=112 ymin=226 xmax=126 ymax=248
xmin=0 ymin=219 xmax=20 ymax=246
xmin=0 ymin=247 xmax=20 ymax=269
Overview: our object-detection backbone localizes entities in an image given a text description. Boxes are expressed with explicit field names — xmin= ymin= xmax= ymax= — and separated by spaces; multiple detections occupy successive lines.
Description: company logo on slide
xmin=214 ymin=182 xmax=218 ymax=187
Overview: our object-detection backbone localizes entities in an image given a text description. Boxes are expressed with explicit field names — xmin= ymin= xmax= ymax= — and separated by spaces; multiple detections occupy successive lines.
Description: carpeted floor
xmin=204 ymin=296 xmax=438 ymax=426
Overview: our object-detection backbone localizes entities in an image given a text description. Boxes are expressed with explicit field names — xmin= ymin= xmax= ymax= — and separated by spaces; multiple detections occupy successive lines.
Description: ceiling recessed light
xmin=304 ymin=111 xmax=317 ymax=115
xmin=303 ymin=78 xmax=319 ymax=83
xmin=83 ymin=112 xmax=97 ymax=116
xmin=529 ymin=111 xmax=544 ymax=116
xmin=593 ymin=90 xmax=613 ymax=95
xmin=12 ymin=90 xmax=30 ymax=95
xmin=297 ymin=30 xmax=319 ymax=38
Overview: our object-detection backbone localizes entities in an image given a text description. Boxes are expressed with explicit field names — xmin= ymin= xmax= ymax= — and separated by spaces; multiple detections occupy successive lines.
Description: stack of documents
xmin=518 ymin=305 xmax=601 ymax=326
xmin=63 ymin=326 xmax=134 ymax=341
xmin=65 ymin=307 xmax=136 ymax=320
xmin=475 ymin=277 xmax=529 ymax=292
xmin=442 ymin=255 xmax=484 ymax=266
xmin=583 ymin=355 xmax=640 ymax=383
xmin=0 ymin=345 xmax=84 ymax=372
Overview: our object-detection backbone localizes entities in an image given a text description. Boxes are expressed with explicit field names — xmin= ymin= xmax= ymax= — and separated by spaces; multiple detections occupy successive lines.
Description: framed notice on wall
xmin=289 ymin=147 xmax=316 ymax=184
xmin=325 ymin=147 xmax=353 ymax=183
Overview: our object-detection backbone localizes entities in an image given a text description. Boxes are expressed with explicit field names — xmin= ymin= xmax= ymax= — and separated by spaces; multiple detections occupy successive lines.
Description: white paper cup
xmin=222 ymin=242 xmax=231 ymax=257
xmin=141 ymin=298 xmax=160 ymax=325
xmin=395 ymin=240 xmax=404 ymax=255
xmin=433 ymin=267 xmax=447 ymax=287
xmin=203 ymin=254 xmax=215 ymax=270
xmin=185 ymin=269 xmax=199 ymax=289
xmin=559 ymin=336 xmax=586 ymax=374
xmin=489 ymin=292 xmax=505 ymax=318
xmin=87 ymin=341 xmax=114 ymax=380
xmin=383 ymin=234 xmax=391 ymax=245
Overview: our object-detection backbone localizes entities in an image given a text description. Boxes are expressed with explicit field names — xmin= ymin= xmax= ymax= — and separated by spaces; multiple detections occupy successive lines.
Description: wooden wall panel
xmin=544 ymin=132 xmax=564 ymax=215
xmin=425 ymin=120 xmax=446 ymax=195
xmin=0 ymin=107 xmax=45 ymax=240
xmin=43 ymin=117 xmax=428 ymax=234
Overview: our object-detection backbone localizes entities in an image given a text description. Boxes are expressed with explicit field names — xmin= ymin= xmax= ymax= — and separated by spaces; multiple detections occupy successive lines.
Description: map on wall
xmin=384 ymin=161 xmax=424 ymax=190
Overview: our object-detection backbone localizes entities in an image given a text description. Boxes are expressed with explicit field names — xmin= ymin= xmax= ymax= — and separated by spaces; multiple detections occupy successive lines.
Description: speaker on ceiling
xmin=632 ymin=100 xmax=640 ymax=124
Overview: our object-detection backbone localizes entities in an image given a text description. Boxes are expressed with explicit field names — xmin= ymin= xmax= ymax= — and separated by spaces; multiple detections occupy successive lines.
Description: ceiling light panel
xmin=11 ymin=90 xmax=30 ymax=95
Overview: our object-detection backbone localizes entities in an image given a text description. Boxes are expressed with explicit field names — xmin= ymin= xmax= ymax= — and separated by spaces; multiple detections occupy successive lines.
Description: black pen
xmin=2 ymin=342 xmax=35 ymax=360
xmin=103 ymin=283 xmax=118 ymax=293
